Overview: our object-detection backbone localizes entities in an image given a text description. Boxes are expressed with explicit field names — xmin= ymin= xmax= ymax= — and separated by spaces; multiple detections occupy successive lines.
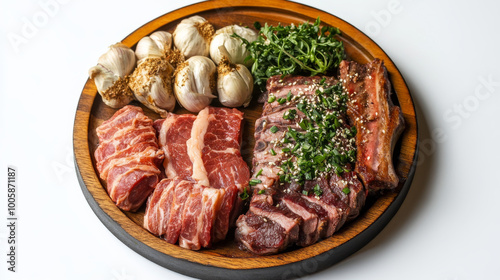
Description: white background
xmin=1 ymin=0 xmax=499 ymax=279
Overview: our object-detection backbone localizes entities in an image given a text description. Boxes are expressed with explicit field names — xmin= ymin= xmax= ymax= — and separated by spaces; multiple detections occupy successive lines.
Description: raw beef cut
xmin=144 ymin=106 xmax=250 ymax=249
xmin=94 ymin=105 xmax=164 ymax=212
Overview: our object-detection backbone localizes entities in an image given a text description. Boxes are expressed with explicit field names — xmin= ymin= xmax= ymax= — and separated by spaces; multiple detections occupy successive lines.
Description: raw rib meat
xmin=340 ymin=59 xmax=405 ymax=191
xmin=94 ymin=105 xmax=164 ymax=212
xmin=144 ymin=106 xmax=250 ymax=249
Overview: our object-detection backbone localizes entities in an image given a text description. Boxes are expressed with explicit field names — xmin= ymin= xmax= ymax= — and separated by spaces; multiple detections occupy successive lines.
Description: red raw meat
xmin=94 ymin=105 xmax=164 ymax=212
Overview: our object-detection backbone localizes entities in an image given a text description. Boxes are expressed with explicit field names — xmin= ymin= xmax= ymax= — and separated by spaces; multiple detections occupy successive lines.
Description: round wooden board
xmin=73 ymin=0 xmax=418 ymax=279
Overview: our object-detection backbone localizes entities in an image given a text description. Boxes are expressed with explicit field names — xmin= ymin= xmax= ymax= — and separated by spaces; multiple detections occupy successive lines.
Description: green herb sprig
xmin=235 ymin=17 xmax=345 ymax=89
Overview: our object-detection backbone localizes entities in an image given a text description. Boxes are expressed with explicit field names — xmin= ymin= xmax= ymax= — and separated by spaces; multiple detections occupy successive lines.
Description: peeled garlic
xmin=217 ymin=56 xmax=253 ymax=107
xmin=174 ymin=56 xmax=216 ymax=112
xmin=173 ymin=15 xmax=214 ymax=58
xmin=129 ymin=34 xmax=176 ymax=117
xmin=88 ymin=43 xmax=136 ymax=108
xmin=210 ymin=25 xmax=258 ymax=67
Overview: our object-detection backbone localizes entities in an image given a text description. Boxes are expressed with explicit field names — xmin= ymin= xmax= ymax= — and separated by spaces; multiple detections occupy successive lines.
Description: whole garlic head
xmin=174 ymin=56 xmax=216 ymax=113
xmin=129 ymin=57 xmax=175 ymax=117
xmin=217 ymin=56 xmax=253 ymax=107
xmin=88 ymin=43 xmax=136 ymax=108
xmin=129 ymin=35 xmax=176 ymax=117
xmin=210 ymin=25 xmax=258 ymax=67
xmin=173 ymin=15 xmax=214 ymax=58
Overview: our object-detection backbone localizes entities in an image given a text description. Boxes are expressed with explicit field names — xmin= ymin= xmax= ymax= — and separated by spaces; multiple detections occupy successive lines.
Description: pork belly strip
xmin=340 ymin=59 xmax=405 ymax=192
xmin=236 ymin=75 xmax=366 ymax=255
xmin=94 ymin=105 xmax=164 ymax=212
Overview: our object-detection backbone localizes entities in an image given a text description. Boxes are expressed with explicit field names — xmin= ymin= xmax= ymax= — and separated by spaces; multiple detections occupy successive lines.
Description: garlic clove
xmin=149 ymin=31 xmax=172 ymax=55
xmin=174 ymin=56 xmax=217 ymax=113
xmin=173 ymin=15 xmax=214 ymax=58
xmin=129 ymin=57 xmax=176 ymax=117
xmin=88 ymin=43 xmax=136 ymax=108
xmin=210 ymin=25 xmax=258 ymax=67
xmin=135 ymin=37 xmax=164 ymax=62
xmin=217 ymin=56 xmax=253 ymax=108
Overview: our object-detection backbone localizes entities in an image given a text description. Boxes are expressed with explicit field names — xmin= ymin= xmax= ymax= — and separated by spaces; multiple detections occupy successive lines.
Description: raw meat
xmin=94 ymin=105 xmax=164 ymax=212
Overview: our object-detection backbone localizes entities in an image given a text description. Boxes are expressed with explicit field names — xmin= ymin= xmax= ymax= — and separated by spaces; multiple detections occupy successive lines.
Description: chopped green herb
xmin=277 ymin=97 xmax=286 ymax=104
xmin=249 ymin=179 xmax=262 ymax=186
xmin=239 ymin=188 xmax=249 ymax=200
xmin=342 ymin=187 xmax=351 ymax=195
xmin=270 ymin=148 xmax=277 ymax=156
xmin=283 ymin=109 xmax=297 ymax=120
xmin=258 ymin=189 xmax=266 ymax=194
xmin=313 ymin=184 xmax=323 ymax=197
xmin=256 ymin=168 xmax=263 ymax=177
xmin=270 ymin=126 xmax=279 ymax=133
xmin=268 ymin=94 xmax=276 ymax=103
xmin=286 ymin=91 xmax=293 ymax=102
xmin=302 ymin=190 xmax=309 ymax=195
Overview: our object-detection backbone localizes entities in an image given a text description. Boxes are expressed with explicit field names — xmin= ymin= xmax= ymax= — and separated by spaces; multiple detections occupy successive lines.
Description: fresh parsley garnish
xmin=234 ymin=17 xmax=345 ymax=89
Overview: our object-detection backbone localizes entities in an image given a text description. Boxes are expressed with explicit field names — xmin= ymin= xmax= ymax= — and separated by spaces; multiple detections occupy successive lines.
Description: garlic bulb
xmin=173 ymin=15 xmax=214 ymax=58
xmin=135 ymin=31 xmax=172 ymax=61
xmin=88 ymin=43 xmax=136 ymax=108
xmin=174 ymin=56 xmax=216 ymax=112
xmin=129 ymin=35 xmax=176 ymax=117
xmin=210 ymin=25 xmax=258 ymax=67
xmin=217 ymin=56 xmax=253 ymax=107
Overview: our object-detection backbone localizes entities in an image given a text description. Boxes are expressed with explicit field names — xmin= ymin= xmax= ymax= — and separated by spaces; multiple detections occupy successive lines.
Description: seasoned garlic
xmin=173 ymin=15 xmax=214 ymax=58
xmin=174 ymin=56 xmax=216 ymax=112
xmin=88 ymin=43 xmax=136 ymax=108
xmin=135 ymin=32 xmax=172 ymax=62
xmin=129 ymin=34 xmax=176 ymax=117
xmin=210 ymin=25 xmax=258 ymax=67
xmin=217 ymin=56 xmax=253 ymax=107
xmin=149 ymin=31 xmax=173 ymax=55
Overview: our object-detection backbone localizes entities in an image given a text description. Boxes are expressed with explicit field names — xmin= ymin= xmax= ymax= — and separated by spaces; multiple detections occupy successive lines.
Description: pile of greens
xmin=235 ymin=17 xmax=345 ymax=89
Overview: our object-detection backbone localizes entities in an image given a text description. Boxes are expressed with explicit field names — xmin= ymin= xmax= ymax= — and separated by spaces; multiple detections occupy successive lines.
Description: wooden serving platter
xmin=73 ymin=0 xmax=418 ymax=279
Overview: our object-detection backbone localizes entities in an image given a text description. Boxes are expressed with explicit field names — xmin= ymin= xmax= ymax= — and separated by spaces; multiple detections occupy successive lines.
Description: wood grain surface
xmin=73 ymin=0 xmax=418 ymax=278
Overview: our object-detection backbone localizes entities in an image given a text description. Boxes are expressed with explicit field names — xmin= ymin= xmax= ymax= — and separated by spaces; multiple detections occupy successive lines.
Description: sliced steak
xmin=236 ymin=75 xmax=367 ymax=254
xmin=235 ymin=212 xmax=290 ymax=255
